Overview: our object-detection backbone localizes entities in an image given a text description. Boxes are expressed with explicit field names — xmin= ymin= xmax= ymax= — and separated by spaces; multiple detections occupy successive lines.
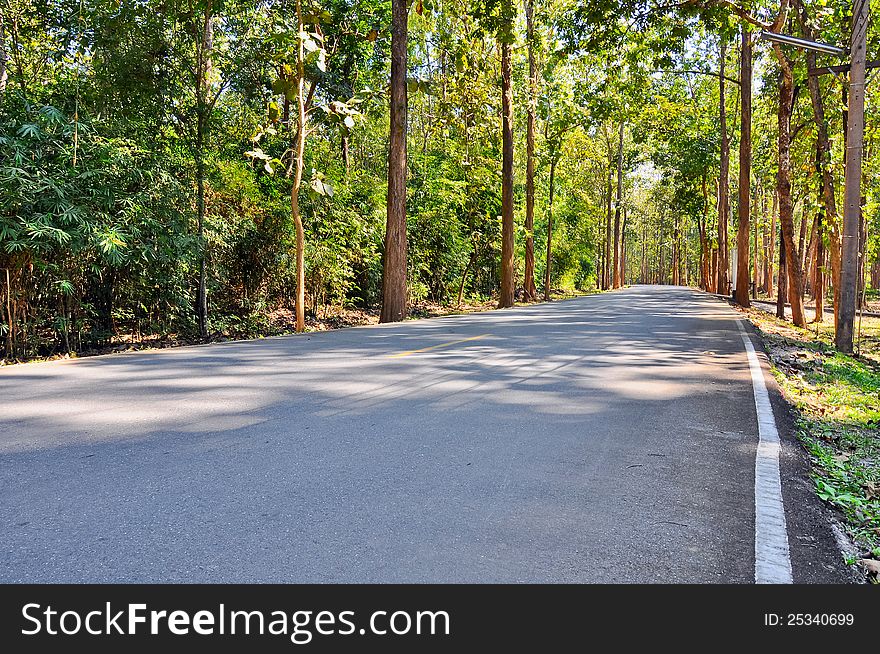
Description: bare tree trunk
xmin=3 ymin=268 xmax=12 ymax=357
xmin=768 ymin=191 xmax=777 ymax=296
xmin=815 ymin=211 xmax=825 ymax=322
xmin=700 ymin=174 xmax=710 ymax=290
xmin=621 ymin=207 xmax=628 ymax=284
xmin=773 ymin=47 xmax=806 ymax=326
xmin=858 ymin=209 xmax=867 ymax=308
xmin=195 ymin=2 xmax=214 ymax=338
xmin=735 ymin=26 xmax=751 ymax=307
xmin=457 ymin=249 xmax=476 ymax=309
xmin=498 ymin=28 xmax=515 ymax=308
xmin=0 ymin=13 xmax=7 ymax=97
xmin=718 ymin=38 xmax=730 ymax=296
xmin=753 ymin=200 xmax=759 ymax=299
xmin=381 ymin=0 xmax=409 ymax=323
xmin=291 ymin=0 xmax=307 ymax=332
xmin=604 ymin=159 xmax=612 ymax=289
xmin=612 ymin=122 xmax=624 ymax=288
xmin=836 ymin=0 xmax=868 ymax=351
xmin=805 ymin=211 xmax=819 ymax=298
xmin=672 ymin=214 xmax=680 ymax=286
xmin=641 ymin=224 xmax=647 ymax=284
xmin=523 ymin=0 xmax=538 ymax=301
xmin=777 ymin=233 xmax=787 ymax=319
xmin=544 ymin=158 xmax=556 ymax=301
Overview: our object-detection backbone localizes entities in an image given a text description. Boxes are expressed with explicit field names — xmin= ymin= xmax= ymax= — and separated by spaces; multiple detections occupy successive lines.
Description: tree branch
xmin=654 ymin=68 xmax=741 ymax=85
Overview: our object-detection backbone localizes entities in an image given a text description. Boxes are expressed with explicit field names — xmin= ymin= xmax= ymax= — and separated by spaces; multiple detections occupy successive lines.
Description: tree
xmin=734 ymin=24 xmax=751 ymax=307
xmin=246 ymin=2 xmax=361 ymax=332
xmin=187 ymin=0 xmax=221 ymax=338
xmin=770 ymin=22 xmax=808 ymax=326
xmin=498 ymin=0 xmax=516 ymax=308
xmin=523 ymin=0 xmax=539 ymax=301
xmin=717 ymin=36 xmax=730 ymax=296
xmin=795 ymin=0 xmax=840 ymax=325
xmin=613 ymin=121 xmax=625 ymax=288
xmin=837 ymin=0 xmax=869 ymax=352
xmin=381 ymin=0 xmax=408 ymax=322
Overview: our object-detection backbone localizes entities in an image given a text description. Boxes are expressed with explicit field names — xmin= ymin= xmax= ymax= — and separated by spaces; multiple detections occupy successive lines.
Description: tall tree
xmin=612 ymin=122 xmax=624 ymax=288
xmin=290 ymin=0 xmax=308 ymax=332
xmin=796 ymin=0 xmax=840 ymax=328
xmin=837 ymin=0 xmax=869 ymax=352
xmin=734 ymin=25 xmax=751 ymax=307
xmin=717 ymin=37 xmax=729 ymax=296
xmin=604 ymin=126 xmax=614 ymax=290
xmin=770 ymin=20 xmax=807 ymax=326
xmin=0 ymin=11 xmax=7 ymax=97
xmin=381 ymin=0 xmax=409 ymax=322
xmin=498 ymin=0 xmax=516 ymax=308
xmin=192 ymin=0 xmax=215 ymax=338
xmin=523 ymin=0 xmax=538 ymax=301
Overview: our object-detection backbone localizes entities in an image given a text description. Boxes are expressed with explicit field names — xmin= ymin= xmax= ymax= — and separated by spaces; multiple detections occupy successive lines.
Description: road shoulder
xmin=736 ymin=315 xmax=862 ymax=583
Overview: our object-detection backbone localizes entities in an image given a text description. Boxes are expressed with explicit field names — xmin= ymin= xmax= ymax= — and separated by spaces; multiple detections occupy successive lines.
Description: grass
xmin=740 ymin=304 xmax=880 ymax=581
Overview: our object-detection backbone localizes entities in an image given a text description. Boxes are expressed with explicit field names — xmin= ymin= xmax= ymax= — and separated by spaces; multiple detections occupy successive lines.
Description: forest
xmin=1 ymin=0 xmax=879 ymax=361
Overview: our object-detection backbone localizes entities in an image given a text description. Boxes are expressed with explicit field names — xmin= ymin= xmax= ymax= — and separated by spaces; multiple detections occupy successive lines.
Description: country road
xmin=0 ymin=286 xmax=851 ymax=583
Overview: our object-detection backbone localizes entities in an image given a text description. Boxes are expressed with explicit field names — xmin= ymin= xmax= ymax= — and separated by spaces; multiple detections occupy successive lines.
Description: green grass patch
xmin=742 ymin=306 xmax=880 ymax=580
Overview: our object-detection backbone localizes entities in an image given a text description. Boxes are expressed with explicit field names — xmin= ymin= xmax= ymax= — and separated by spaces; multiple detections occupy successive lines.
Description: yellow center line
xmin=390 ymin=333 xmax=492 ymax=358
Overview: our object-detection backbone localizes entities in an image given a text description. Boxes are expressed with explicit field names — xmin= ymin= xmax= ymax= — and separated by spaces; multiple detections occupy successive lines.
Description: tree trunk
xmin=621 ymin=207 xmax=628 ymax=284
xmin=457 ymin=249 xmax=476 ymax=309
xmin=805 ymin=211 xmax=819 ymax=298
xmin=699 ymin=174 xmax=710 ymax=290
xmin=858 ymin=208 xmax=867 ymax=308
xmin=498 ymin=30 xmax=515 ymax=308
xmin=711 ymin=249 xmax=718 ymax=294
xmin=777 ymin=233 xmax=787 ymax=319
xmin=836 ymin=0 xmax=867 ymax=351
xmin=753 ymin=198 xmax=759 ymax=299
xmin=773 ymin=48 xmax=806 ymax=326
xmin=815 ymin=211 xmax=825 ymax=322
xmin=798 ymin=0 xmax=841 ymax=327
xmin=735 ymin=26 xmax=751 ymax=307
xmin=612 ymin=122 xmax=624 ymax=288
xmin=604 ymin=159 xmax=612 ymax=289
xmin=0 ymin=13 xmax=7 ymax=97
xmin=523 ymin=0 xmax=538 ymax=301
xmin=291 ymin=0 xmax=307 ymax=332
xmin=768 ymin=191 xmax=777 ymax=296
xmin=544 ymin=158 xmax=556 ymax=301
xmin=381 ymin=0 xmax=409 ymax=323
xmin=672 ymin=214 xmax=680 ymax=286
xmin=195 ymin=2 xmax=213 ymax=338
xmin=718 ymin=38 xmax=730 ymax=296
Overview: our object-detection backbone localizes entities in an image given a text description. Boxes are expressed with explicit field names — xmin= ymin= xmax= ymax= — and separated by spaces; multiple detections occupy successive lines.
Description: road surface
xmin=0 ymin=286 xmax=850 ymax=582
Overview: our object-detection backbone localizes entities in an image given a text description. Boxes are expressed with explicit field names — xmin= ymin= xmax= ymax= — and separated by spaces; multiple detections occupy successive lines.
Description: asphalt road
xmin=0 ymin=286 xmax=851 ymax=582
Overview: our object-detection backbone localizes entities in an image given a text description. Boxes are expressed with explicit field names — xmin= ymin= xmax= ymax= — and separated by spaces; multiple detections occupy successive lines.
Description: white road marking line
xmin=737 ymin=320 xmax=793 ymax=584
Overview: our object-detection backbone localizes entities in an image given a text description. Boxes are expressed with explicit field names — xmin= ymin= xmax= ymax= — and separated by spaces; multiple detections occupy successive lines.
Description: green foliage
xmin=3 ymin=0 xmax=878 ymax=362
